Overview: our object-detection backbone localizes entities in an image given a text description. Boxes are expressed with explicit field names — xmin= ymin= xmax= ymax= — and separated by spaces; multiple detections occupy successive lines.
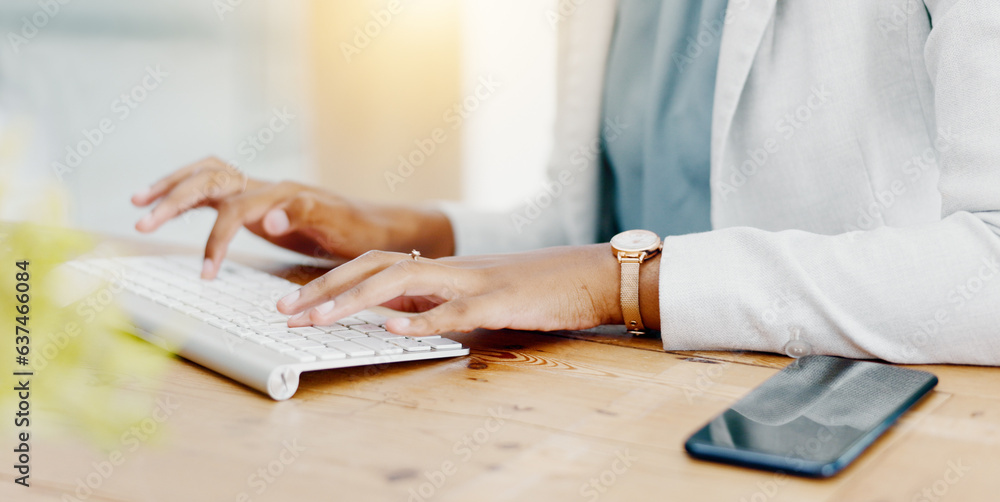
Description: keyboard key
xmin=153 ymin=295 xmax=183 ymax=309
xmin=325 ymin=341 xmax=375 ymax=357
xmin=254 ymin=325 xmax=293 ymax=334
xmin=225 ymin=326 xmax=255 ymax=338
xmin=229 ymin=313 xmax=264 ymax=326
xmin=267 ymin=332 xmax=303 ymax=342
xmin=352 ymin=338 xmax=404 ymax=355
xmin=419 ymin=338 xmax=463 ymax=350
xmin=161 ymin=285 xmax=188 ymax=298
xmin=319 ymin=325 xmax=350 ymax=333
xmin=266 ymin=342 xmax=295 ymax=353
xmin=286 ymin=339 xmax=324 ymax=350
xmin=367 ymin=331 xmax=402 ymax=341
xmin=289 ymin=326 xmax=324 ymax=336
xmin=354 ymin=312 xmax=389 ymax=325
xmin=307 ymin=347 xmax=347 ymax=360
xmin=204 ymin=305 xmax=236 ymax=315
xmin=337 ymin=330 xmax=366 ymax=340
xmin=389 ymin=338 xmax=432 ymax=352
xmin=229 ymin=290 xmax=262 ymax=303
xmin=215 ymin=297 xmax=248 ymax=310
xmin=351 ymin=324 xmax=386 ymax=334
xmin=172 ymin=280 xmax=204 ymax=295
xmin=336 ymin=317 xmax=365 ymax=326
xmin=307 ymin=333 xmax=346 ymax=343
xmin=214 ymin=310 xmax=246 ymax=322
xmin=189 ymin=300 xmax=220 ymax=309
xmin=208 ymin=318 xmax=236 ymax=330
xmin=256 ymin=313 xmax=292 ymax=324
xmin=245 ymin=334 xmax=274 ymax=345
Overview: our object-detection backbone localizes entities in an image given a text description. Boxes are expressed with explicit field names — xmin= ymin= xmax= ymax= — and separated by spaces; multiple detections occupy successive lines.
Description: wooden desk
xmin=3 ymin=233 xmax=999 ymax=502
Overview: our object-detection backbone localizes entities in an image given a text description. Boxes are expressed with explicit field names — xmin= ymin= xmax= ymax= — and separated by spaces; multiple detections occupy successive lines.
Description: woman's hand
xmin=275 ymin=244 xmax=658 ymax=337
xmin=131 ymin=157 xmax=455 ymax=278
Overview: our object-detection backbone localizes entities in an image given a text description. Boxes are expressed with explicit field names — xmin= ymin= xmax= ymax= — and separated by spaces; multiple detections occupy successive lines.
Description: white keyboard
xmin=64 ymin=255 xmax=469 ymax=400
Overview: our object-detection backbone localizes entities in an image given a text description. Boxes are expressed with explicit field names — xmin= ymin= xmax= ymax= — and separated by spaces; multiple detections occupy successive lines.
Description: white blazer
xmin=441 ymin=0 xmax=1000 ymax=365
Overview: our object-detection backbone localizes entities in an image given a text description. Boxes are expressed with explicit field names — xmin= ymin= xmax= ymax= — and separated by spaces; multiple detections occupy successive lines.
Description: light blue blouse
xmin=601 ymin=0 xmax=728 ymax=237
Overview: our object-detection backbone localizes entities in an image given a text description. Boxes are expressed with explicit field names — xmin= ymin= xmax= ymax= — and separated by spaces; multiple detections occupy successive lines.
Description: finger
xmin=131 ymin=158 xmax=224 ymax=207
xmin=202 ymin=189 xmax=288 ymax=279
xmin=262 ymin=207 xmax=291 ymax=236
xmin=263 ymin=191 xmax=344 ymax=241
xmin=301 ymin=258 xmax=463 ymax=327
xmin=135 ymin=168 xmax=245 ymax=233
xmin=200 ymin=202 xmax=248 ymax=280
xmin=201 ymin=208 xmax=242 ymax=280
xmin=276 ymin=250 xmax=403 ymax=316
xmin=384 ymin=297 xmax=487 ymax=336
xmin=261 ymin=192 xmax=310 ymax=237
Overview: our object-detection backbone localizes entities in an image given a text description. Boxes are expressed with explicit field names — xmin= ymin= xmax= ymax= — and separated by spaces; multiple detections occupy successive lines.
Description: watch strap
xmin=619 ymin=260 xmax=644 ymax=333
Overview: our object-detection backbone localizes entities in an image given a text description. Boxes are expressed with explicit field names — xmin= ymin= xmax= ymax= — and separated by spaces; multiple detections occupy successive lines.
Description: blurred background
xmin=0 ymin=0 xmax=556 ymax=259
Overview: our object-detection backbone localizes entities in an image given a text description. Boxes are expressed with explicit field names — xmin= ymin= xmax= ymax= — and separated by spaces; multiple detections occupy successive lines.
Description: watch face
xmin=611 ymin=229 xmax=661 ymax=253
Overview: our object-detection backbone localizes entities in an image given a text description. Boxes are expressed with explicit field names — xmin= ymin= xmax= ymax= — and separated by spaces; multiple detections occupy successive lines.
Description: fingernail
xmin=394 ymin=317 xmax=411 ymax=329
xmin=279 ymin=289 xmax=300 ymax=308
xmin=289 ymin=311 xmax=309 ymax=323
xmin=132 ymin=187 xmax=151 ymax=201
xmin=201 ymin=258 xmax=214 ymax=279
xmin=313 ymin=300 xmax=335 ymax=315
xmin=137 ymin=213 xmax=154 ymax=229
xmin=264 ymin=209 xmax=290 ymax=235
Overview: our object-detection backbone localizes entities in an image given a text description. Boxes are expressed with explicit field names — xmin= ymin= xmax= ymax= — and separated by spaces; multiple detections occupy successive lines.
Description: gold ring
xmin=409 ymin=249 xmax=421 ymax=261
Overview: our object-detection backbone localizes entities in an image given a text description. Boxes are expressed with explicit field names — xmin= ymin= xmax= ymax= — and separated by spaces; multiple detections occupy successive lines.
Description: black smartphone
xmin=684 ymin=355 xmax=937 ymax=478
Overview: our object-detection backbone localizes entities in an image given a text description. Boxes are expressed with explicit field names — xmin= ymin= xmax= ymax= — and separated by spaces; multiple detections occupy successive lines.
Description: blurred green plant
xmin=1 ymin=192 xmax=170 ymax=448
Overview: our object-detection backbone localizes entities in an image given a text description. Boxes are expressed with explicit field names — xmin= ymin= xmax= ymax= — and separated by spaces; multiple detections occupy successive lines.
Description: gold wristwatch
xmin=610 ymin=229 xmax=662 ymax=335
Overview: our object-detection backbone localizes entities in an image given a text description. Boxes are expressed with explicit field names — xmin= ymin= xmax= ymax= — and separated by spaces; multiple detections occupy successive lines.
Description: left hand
xmin=275 ymin=244 xmax=624 ymax=337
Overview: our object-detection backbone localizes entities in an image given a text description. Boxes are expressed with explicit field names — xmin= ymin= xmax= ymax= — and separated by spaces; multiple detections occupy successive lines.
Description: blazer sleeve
xmin=657 ymin=0 xmax=1000 ymax=365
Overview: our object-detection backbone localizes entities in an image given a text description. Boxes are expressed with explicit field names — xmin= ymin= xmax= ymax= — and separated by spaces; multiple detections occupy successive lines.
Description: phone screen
xmin=684 ymin=355 xmax=937 ymax=477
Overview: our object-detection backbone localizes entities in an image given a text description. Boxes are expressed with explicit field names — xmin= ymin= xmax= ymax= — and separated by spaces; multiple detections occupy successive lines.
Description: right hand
xmin=131 ymin=157 xmax=455 ymax=279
